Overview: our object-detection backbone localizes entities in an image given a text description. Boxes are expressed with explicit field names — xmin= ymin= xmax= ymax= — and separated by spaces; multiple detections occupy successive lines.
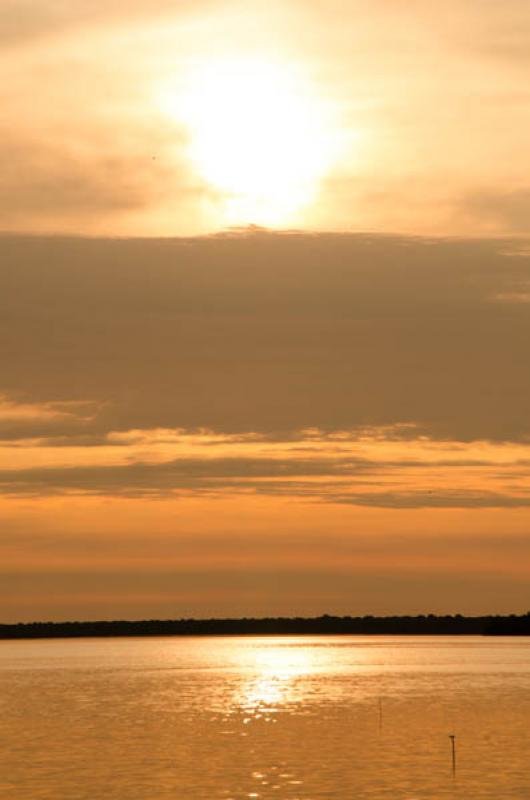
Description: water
xmin=1 ymin=635 xmax=529 ymax=799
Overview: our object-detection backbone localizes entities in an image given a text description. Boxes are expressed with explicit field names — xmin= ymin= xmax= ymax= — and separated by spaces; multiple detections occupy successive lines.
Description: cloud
xmin=0 ymin=130 xmax=196 ymax=226
xmin=328 ymin=489 xmax=530 ymax=509
xmin=0 ymin=395 xmax=98 ymax=440
xmin=1 ymin=232 xmax=529 ymax=443
xmin=0 ymin=450 xmax=529 ymax=508
xmin=0 ymin=395 xmax=92 ymax=423
xmin=462 ymin=188 xmax=530 ymax=234
xmin=0 ymin=0 xmax=210 ymax=47
xmin=0 ymin=455 xmax=371 ymax=497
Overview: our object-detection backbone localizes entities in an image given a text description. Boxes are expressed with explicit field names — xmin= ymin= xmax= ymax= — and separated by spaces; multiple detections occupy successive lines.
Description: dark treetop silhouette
xmin=1 ymin=613 xmax=529 ymax=639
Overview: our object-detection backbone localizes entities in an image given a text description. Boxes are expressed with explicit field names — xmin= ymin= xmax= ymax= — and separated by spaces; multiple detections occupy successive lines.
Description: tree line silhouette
xmin=1 ymin=612 xmax=529 ymax=639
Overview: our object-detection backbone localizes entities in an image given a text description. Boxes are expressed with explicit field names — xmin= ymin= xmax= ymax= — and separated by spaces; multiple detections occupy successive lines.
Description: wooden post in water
xmin=378 ymin=697 xmax=383 ymax=731
xmin=449 ymin=734 xmax=456 ymax=774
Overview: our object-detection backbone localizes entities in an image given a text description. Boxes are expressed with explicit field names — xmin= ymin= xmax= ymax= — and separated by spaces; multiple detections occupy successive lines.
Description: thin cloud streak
xmin=0 ymin=452 xmax=529 ymax=508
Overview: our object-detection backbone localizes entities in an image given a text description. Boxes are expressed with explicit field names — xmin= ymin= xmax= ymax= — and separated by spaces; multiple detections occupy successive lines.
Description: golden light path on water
xmin=158 ymin=56 xmax=346 ymax=226
xmin=237 ymin=641 xmax=319 ymax=717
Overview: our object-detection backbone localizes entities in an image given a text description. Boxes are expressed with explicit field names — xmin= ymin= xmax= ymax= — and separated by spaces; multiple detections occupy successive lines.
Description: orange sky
xmin=1 ymin=2 xmax=530 ymax=620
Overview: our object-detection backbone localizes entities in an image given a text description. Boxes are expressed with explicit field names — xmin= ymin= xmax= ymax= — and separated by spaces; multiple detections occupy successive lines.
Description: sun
xmin=159 ymin=56 xmax=341 ymax=226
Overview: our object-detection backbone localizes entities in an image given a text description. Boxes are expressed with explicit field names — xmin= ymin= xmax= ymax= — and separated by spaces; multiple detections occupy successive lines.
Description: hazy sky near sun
xmin=1 ymin=2 xmax=530 ymax=622
xmin=2 ymin=0 xmax=530 ymax=235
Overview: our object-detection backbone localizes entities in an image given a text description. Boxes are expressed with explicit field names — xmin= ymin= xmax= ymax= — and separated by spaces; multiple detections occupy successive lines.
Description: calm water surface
xmin=1 ymin=635 xmax=529 ymax=799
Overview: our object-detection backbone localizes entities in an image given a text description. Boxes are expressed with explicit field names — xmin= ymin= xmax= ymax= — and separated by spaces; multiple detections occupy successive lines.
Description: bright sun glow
xmin=160 ymin=57 xmax=343 ymax=226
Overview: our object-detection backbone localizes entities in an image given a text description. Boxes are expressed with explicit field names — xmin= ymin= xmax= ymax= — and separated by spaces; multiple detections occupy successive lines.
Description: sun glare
xmin=160 ymin=57 xmax=342 ymax=226
xmin=237 ymin=642 xmax=317 ymax=715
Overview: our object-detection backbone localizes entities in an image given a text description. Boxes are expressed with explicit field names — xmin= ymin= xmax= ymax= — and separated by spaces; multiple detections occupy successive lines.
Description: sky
xmin=1 ymin=1 xmax=530 ymax=621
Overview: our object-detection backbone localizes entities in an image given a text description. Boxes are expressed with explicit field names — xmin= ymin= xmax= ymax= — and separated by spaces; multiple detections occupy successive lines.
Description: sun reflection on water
xmin=235 ymin=641 xmax=318 ymax=719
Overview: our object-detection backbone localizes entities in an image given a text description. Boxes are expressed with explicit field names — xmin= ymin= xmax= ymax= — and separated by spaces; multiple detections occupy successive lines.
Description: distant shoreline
xmin=1 ymin=613 xmax=529 ymax=639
